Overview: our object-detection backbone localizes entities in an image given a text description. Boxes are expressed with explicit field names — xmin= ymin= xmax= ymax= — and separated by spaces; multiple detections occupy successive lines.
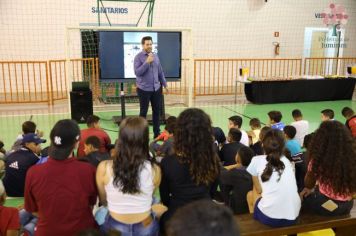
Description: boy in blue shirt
xmin=283 ymin=125 xmax=302 ymax=156
xmin=268 ymin=111 xmax=285 ymax=131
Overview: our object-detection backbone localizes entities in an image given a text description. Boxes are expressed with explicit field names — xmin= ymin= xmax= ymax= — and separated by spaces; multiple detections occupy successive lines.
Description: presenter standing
xmin=134 ymin=36 xmax=168 ymax=138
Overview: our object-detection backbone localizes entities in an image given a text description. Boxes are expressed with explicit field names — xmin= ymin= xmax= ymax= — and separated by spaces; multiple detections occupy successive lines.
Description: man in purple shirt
xmin=134 ymin=36 xmax=168 ymax=138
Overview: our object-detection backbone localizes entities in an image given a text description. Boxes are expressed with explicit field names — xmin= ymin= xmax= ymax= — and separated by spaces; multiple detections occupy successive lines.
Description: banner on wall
xmin=315 ymin=3 xmax=349 ymax=49
xmin=315 ymin=3 xmax=348 ymax=36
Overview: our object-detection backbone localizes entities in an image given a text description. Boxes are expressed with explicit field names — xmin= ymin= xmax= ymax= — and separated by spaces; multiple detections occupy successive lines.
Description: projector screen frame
xmin=98 ymin=30 xmax=182 ymax=81
xmin=65 ymin=26 xmax=194 ymax=108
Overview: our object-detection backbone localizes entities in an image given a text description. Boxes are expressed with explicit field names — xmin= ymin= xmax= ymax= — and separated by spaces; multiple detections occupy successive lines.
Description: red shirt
xmin=156 ymin=130 xmax=171 ymax=142
xmin=0 ymin=205 xmax=20 ymax=235
xmin=346 ymin=115 xmax=356 ymax=138
xmin=24 ymin=157 xmax=98 ymax=236
xmin=77 ymin=128 xmax=111 ymax=157
xmin=308 ymin=161 xmax=352 ymax=201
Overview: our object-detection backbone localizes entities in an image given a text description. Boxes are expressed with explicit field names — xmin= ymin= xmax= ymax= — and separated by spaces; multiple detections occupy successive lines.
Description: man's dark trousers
xmin=137 ymin=87 xmax=162 ymax=138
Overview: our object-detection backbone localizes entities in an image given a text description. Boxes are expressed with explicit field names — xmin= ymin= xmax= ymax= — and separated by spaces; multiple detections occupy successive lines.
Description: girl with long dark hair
xmin=96 ymin=117 xmax=163 ymax=236
xmin=300 ymin=121 xmax=356 ymax=216
xmin=247 ymin=129 xmax=301 ymax=227
xmin=159 ymin=108 xmax=220 ymax=229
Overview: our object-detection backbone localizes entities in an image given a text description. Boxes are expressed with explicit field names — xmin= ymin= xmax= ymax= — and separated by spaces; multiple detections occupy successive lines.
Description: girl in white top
xmin=96 ymin=117 xmax=166 ymax=236
xmin=247 ymin=129 xmax=301 ymax=227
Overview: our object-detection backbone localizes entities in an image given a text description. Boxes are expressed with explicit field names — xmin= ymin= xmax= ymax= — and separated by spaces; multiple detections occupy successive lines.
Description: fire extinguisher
xmin=273 ymin=42 xmax=280 ymax=56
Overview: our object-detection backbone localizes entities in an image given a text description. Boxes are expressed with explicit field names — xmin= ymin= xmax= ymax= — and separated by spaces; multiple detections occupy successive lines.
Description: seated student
xmin=3 ymin=133 xmax=45 ymax=197
xmin=300 ymin=121 xmax=356 ymax=216
xmin=219 ymin=128 xmax=244 ymax=166
xmin=284 ymin=125 xmax=303 ymax=192
xmin=213 ymin=126 xmax=226 ymax=148
xmin=341 ymin=106 xmax=356 ymax=138
xmin=96 ymin=117 xmax=164 ymax=236
xmin=247 ymin=118 xmax=261 ymax=145
xmin=283 ymin=125 xmax=302 ymax=157
xmin=294 ymin=133 xmax=315 ymax=192
xmin=160 ymin=108 xmax=220 ymax=232
xmin=152 ymin=116 xmax=176 ymax=143
xmin=10 ymin=121 xmax=44 ymax=154
xmin=0 ymin=140 xmax=6 ymax=160
xmin=303 ymin=132 xmax=315 ymax=166
xmin=0 ymin=180 xmax=20 ymax=236
xmin=0 ymin=160 xmax=4 ymax=178
xmin=166 ymin=200 xmax=240 ymax=236
xmin=79 ymin=136 xmax=110 ymax=168
xmin=19 ymin=146 xmax=51 ymax=236
xmin=268 ymin=111 xmax=285 ymax=131
xmin=16 ymin=120 xmax=43 ymax=139
xmin=247 ymin=129 xmax=301 ymax=227
xmin=77 ymin=115 xmax=111 ymax=158
xmin=212 ymin=126 xmax=226 ymax=156
xmin=321 ymin=109 xmax=334 ymax=121
xmin=154 ymin=138 xmax=174 ymax=162
xmin=291 ymin=109 xmax=309 ymax=146
xmin=24 ymin=119 xmax=98 ymax=236
xmin=228 ymin=116 xmax=249 ymax=146
xmin=36 ymin=146 xmax=50 ymax=165
xmin=220 ymin=146 xmax=254 ymax=214
xmin=0 ymin=141 xmax=5 ymax=177
xmin=250 ymin=126 xmax=272 ymax=156
xmin=150 ymin=116 xmax=176 ymax=159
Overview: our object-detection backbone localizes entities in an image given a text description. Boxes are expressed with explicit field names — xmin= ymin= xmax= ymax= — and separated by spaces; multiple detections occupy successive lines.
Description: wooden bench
xmin=236 ymin=206 xmax=356 ymax=236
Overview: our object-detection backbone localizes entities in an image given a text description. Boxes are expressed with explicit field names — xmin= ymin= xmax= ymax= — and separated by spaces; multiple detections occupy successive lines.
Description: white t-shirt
xmin=291 ymin=120 xmax=309 ymax=146
xmin=240 ymin=130 xmax=249 ymax=146
xmin=247 ymin=155 xmax=301 ymax=220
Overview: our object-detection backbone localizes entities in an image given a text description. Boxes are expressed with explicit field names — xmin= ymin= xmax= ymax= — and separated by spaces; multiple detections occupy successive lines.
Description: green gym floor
xmin=1 ymin=100 xmax=355 ymax=147
xmin=2 ymin=100 xmax=355 ymax=236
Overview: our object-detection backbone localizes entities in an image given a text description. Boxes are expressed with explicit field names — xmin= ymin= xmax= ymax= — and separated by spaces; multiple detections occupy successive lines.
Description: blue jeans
xmin=19 ymin=209 xmax=37 ymax=236
xmin=101 ymin=213 xmax=159 ymax=236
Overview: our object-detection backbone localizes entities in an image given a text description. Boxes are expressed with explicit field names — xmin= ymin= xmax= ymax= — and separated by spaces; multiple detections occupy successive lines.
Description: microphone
xmin=148 ymin=52 xmax=154 ymax=66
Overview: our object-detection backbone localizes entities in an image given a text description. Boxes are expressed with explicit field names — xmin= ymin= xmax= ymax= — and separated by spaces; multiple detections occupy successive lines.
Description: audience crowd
xmin=0 ymin=106 xmax=355 ymax=236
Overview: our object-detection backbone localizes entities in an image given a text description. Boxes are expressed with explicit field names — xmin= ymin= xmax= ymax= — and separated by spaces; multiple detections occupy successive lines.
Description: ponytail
xmin=261 ymin=129 xmax=286 ymax=182
xmin=261 ymin=151 xmax=285 ymax=182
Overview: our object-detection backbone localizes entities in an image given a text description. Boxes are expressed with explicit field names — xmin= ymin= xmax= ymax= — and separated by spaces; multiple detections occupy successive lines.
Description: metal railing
xmin=304 ymin=57 xmax=356 ymax=76
xmin=0 ymin=57 xmax=354 ymax=103
xmin=0 ymin=61 xmax=50 ymax=103
xmin=194 ymin=58 xmax=302 ymax=96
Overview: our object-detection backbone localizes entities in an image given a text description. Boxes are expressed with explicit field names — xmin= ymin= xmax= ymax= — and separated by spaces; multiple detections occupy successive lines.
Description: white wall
xmin=0 ymin=0 xmax=355 ymax=60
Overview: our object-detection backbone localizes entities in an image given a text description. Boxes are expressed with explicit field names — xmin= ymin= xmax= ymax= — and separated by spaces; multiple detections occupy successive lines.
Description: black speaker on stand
xmin=70 ymin=82 xmax=93 ymax=123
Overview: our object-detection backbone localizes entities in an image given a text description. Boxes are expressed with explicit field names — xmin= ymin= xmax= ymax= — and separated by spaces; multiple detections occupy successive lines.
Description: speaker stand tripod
xmin=112 ymin=83 xmax=170 ymax=125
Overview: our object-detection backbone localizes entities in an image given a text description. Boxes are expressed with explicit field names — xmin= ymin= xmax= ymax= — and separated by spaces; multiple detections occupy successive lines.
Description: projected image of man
xmin=134 ymin=36 xmax=168 ymax=138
